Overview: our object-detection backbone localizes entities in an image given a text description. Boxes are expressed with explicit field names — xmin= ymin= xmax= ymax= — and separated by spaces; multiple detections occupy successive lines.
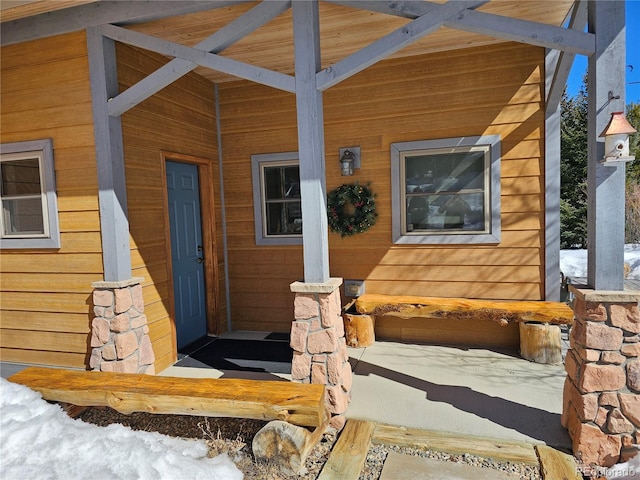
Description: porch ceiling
xmin=2 ymin=0 xmax=575 ymax=84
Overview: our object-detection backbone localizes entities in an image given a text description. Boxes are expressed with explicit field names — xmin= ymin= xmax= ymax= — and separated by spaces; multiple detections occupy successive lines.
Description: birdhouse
xmin=599 ymin=111 xmax=637 ymax=164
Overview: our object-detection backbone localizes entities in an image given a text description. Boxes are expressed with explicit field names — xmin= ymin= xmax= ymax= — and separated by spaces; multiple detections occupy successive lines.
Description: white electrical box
xmin=344 ymin=279 xmax=365 ymax=297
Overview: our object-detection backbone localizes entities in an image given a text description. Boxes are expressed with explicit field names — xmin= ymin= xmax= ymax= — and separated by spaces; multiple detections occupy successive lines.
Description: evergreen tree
xmin=625 ymin=102 xmax=640 ymax=183
xmin=625 ymin=102 xmax=640 ymax=243
xmin=560 ymin=80 xmax=588 ymax=249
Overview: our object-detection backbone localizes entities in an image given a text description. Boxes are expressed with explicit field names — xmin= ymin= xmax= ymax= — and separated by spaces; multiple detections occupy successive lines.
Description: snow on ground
xmin=0 ymin=378 xmax=242 ymax=480
xmin=560 ymin=244 xmax=640 ymax=279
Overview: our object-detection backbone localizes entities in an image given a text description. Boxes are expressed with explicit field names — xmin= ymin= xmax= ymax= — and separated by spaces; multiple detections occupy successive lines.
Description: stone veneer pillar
xmin=562 ymin=286 xmax=640 ymax=467
xmin=290 ymin=278 xmax=352 ymax=430
xmin=89 ymin=277 xmax=156 ymax=375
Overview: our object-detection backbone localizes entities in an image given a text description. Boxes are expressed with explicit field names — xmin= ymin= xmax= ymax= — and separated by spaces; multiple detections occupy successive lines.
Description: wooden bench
xmin=354 ymin=294 xmax=574 ymax=364
xmin=9 ymin=366 xmax=330 ymax=474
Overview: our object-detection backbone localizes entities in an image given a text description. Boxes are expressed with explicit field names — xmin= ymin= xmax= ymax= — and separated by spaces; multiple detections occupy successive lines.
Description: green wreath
xmin=327 ymin=183 xmax=377 ymax=237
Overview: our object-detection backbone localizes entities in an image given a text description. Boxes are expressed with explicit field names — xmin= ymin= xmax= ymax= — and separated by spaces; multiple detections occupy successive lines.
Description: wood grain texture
xmin=0 ymin=31 xmax=97 ymax=370
xmin=535 ymin=445 xmax=583 ymax=480
xmin=355 ymin=294 xmax=574 ymax=325
xmin=372 ymin=423 xmax=539 ymax=466
xmin=318 ymin=419 xmax=376 ymax=480
xmin=117 ymin=42 xmax=222 ymax=365
xmin=519 ymin=323 xmax=563 ymax=365
xmin=219 ymin=42 xmax=548 ymax=336
xmin=9 ymin=367 xmax=328 ymax=428
xmin=374 ymin=315 xmax=520 ymax=348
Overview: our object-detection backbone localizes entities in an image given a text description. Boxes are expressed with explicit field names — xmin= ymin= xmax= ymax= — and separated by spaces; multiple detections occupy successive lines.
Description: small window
xmin=251 ymin=152 xmax=302 ymax=246
xmin=0 ymin=139 xmax=60 ymax=249
xmin=391 ymin=136 xmax=501 ymax=244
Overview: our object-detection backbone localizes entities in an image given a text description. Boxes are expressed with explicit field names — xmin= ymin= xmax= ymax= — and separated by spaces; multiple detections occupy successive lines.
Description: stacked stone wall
xmin=290 ymin=279 xmax=352 ymax=430
xmin=562 ymin=288 xmax=640 ymax=467
xmin=89 ymin=279 xmax=155 ymax=374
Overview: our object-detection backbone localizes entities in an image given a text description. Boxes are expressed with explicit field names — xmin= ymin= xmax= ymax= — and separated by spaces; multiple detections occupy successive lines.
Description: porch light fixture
xmin=339 ymin=147 xmax=360 ymax=176
xmin=599 ymin=111 xmax=637 ymax=165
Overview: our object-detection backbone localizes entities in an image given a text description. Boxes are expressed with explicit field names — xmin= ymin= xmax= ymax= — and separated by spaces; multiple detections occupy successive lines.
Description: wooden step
xmin=535 ymin=445 xmax=583 ymax=480
xmin=318 ymin=419 xmax=376 ymax=480
xmin=371 ymin=423 xmax=540 ymax=466
xmin=8 ymin=366 xmax=328 ymax=427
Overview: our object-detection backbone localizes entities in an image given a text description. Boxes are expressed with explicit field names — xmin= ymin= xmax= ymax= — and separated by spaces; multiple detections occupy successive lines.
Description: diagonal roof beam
xmin=107 ymin=0 xmax=291 ymax=117
xmin=546 ymin=0 xmax=588 ymax=111
xmin=101 ymin=24 xmax=295 ymax=93
xmin=328 ymin=0 xmax=595 ymax=56
xmin=0 ymin=1 xmax=244 ymax=46
xmin=317 ymin=0 xmax=488 ymax=91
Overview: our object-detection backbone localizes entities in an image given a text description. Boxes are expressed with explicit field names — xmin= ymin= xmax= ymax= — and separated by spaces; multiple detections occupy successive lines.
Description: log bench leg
xmin=519 ymin=322 xmax=562 ymax=365
xmin=343 ymin=313 xmax=375 ymax=348
xmin=252 ymin=420 xmax=328 ymax=475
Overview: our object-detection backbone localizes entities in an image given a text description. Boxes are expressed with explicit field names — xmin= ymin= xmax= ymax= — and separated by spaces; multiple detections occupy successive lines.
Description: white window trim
xmin=251 ymin=151 xmax=302 ymax=246
xmin=0 ymin=139 xmax=60 ymax=249
xmin=391 ymin=135 xmax=501 ymax=245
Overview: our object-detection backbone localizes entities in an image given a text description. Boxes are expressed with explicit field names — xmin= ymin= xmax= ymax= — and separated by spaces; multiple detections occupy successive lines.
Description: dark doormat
xmin=265 ymin=332 xmax=290 ymax=341
xmin=175 ymin=338 xmax=293 ymax=374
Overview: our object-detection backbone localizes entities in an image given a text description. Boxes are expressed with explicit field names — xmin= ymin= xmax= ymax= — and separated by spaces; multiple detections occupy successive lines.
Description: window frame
xmin=391 ymin=135 xmax=501 ymax=245
xmin=0 ymin=139 xmax=60 ymax=249
xmin=251 ymin=151 xmax=302 ymax=246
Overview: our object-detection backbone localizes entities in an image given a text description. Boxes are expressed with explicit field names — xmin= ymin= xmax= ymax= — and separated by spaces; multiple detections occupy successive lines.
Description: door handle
xmin=197 ymin=257 xmax=204 ymax=264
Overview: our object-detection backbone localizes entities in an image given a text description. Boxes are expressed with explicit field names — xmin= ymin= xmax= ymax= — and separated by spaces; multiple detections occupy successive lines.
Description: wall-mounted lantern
xmin=339 ymin=147 xmax=361 ymax=176
xmin=599 ymin=111 xmax=637 ymax=165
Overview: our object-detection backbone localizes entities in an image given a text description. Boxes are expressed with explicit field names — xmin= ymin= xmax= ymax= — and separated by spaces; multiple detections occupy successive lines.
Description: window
xmin=391 ymin=136 xmax=501 ymax=244
xmin=251 ymin=152 xmax=302 ymax=245
xmin=0 ymin=139 xmax=60 ymax=249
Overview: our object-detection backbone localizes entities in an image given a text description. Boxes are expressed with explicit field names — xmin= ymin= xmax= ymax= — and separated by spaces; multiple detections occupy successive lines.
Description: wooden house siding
xmin=0 ymin=33 xmax=223 ymax=372
xmin=219 ymin=42 xmax=546 ymax=335
xmin=0 ymin=31 xmax=99 ymax=368
xmin=116 ymin=43 xmax=222 ymax=372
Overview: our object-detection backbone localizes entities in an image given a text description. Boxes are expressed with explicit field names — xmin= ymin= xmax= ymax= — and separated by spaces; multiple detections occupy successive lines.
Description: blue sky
xmin=565 ymin=0 xmax=640 ymax=104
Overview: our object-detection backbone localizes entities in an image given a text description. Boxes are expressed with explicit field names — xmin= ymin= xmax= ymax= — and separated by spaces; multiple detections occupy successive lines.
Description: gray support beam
xmin=107 ymin=1 xmax=291 ymax=116
xmin=293 ymin=0 xmax=330 ymax=284
xmin=214 ymin=84 xmax=233 ymax=333
xmin=1 ymin=1 xmax=243 ymax=46
xmin=544 ymin=1 xmax=588 ymax=301
xmin=545 ymin=56 xmax=562 ymax=301
xmin=86 ymin=27 xmax=132 ymax=282
xmin=100 ymin=25 xmax=295 ymax=93
xmin=586 ymin=1 xmax=627 ymax=291
xmin=328 ymin=0 xmax=595 ymax=56
xmin=317 ymin=0 xmax=487 ymax=90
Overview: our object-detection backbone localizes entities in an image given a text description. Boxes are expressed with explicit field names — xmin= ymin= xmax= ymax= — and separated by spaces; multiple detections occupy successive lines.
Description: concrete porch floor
xmin=160 ymin=329 xmax=572 ymax=451
xmin=1 ymin=329 xmax=571 ymax=450
xmin=1 ymin=330 xmax=573 ymax=478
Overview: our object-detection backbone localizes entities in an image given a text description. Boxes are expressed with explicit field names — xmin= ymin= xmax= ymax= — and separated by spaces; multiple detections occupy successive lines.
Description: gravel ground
xmin=77 ymin=407 xmax=546 ymax=479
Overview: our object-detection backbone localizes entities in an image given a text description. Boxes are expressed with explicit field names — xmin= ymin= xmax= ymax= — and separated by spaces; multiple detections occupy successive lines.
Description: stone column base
xmin=562 ymin=286 xmax=640 ymax=466
xmin=290 ymin=278 xmax=352 ymax=429
xmin=89 ymin=277 xmax=156 ymax=374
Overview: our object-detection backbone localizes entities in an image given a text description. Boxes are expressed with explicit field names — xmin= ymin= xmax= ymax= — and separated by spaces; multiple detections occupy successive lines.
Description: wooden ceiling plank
xmin=326 ymin=0 xmax=431 ymax=19
xmin=331 ymin=0 xmax=593 ymax=56
xmin=101 ymin=24 xmax=295 ymax=93
xmin=317 ymin=0 xmax=488 ymax=91
xmin=443 ymin=7 xmax=594 ymax=56
xmin=0 ymin=0 xmax=243 ymax=46
xmin=107 ymin=0 xmax=292 ymax=117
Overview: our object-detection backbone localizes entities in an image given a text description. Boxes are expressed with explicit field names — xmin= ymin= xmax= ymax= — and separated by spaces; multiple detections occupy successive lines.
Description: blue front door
xmin=166 ymin=161 xmax=207 ymax=349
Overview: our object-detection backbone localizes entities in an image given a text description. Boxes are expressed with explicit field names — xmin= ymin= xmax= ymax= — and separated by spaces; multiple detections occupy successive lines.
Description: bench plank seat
xmin=8 ymin=367 xmax=328 ymax=427
xmin=355 ymin=294 xmax=573 ymax=326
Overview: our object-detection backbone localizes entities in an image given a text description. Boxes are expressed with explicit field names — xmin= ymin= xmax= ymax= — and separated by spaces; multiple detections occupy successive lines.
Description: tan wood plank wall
xmin=0 ymin=31 xmax=99 ymax=368
xmin=0 ymin=33 xmax=222 ymax=373
xmin=117 ymin=43 xmax=222 ymax=372
xmin=218 ymin=42 xmax=546 ymax=337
